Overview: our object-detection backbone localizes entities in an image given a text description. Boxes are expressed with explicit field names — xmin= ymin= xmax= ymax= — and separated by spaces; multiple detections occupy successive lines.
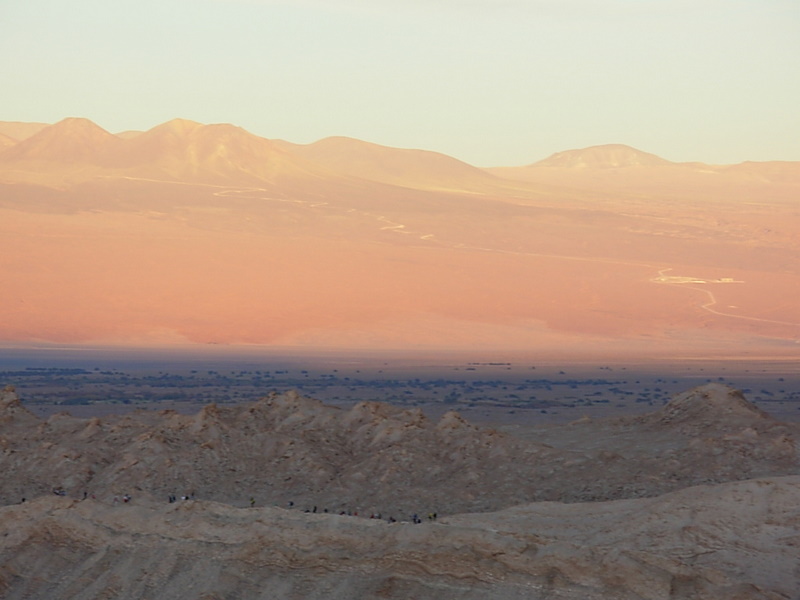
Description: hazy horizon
xmin=2 ymin=1 xmax=799 ymax=358
xmin=2 ymin=0 xmax=799 ymax=166
xmin=1 ymin=116 xmax=798 ymax=355
xmin=6 ymin=115 xmax=800 ymax=169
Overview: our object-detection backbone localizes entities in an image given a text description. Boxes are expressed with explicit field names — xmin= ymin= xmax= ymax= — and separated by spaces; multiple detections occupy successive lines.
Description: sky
xmin=1 ymin=0 xmax=799 ymax=166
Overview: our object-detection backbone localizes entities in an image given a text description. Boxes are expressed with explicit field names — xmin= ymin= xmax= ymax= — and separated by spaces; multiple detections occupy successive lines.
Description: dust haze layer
xmin=1 ymin=118 xmax=799 ymax=356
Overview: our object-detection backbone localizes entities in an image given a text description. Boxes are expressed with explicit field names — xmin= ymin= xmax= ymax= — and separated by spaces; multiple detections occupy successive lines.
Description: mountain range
xmin=2 ymin=117 xmax=798 ymax=190
xmin=0 ymin=117 xmax=798 ymax=353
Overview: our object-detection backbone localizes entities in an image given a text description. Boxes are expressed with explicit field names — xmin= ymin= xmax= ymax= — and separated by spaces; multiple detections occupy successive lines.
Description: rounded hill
xmin=533 ymin=143 xmax=672 ymax=168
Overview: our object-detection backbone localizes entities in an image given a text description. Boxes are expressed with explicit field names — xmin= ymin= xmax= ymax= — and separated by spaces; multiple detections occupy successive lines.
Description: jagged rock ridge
xmin=635 ymin=382 xmax=772 ymax=431
xmin=0 ymin=384 xmax=797 ymax=514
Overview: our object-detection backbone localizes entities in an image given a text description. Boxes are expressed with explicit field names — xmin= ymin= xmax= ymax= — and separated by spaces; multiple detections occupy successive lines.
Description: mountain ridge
xmin=1 ymin=383 xmax=796 ymax=512
xmin=2 ymin=118 xmax=798 ymax=190
xmin=0 ymin=117 xmax=343 ymax=187
xmin=275 ymin=135 xmax=502 ymax=191
xmin=0 ymin=117 xmax=123 ymax=165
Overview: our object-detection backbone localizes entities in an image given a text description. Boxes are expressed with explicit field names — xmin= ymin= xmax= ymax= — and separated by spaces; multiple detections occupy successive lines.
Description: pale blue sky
xmin=2 ymin=0 xmax=798 ymax=165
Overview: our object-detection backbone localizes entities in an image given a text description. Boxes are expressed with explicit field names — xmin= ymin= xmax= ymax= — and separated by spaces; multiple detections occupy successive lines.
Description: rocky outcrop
xmin=0 ymin=386 xmax=38 ymax=426
xmin=636 ymin=383 xmax=773 ymax=433
xmin=0 ymin=389 xmax=560 ymax=513
xmin=1 ymin=385 xmax=798 ymax=512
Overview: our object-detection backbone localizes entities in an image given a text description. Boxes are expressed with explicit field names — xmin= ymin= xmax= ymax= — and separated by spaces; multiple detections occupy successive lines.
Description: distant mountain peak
xmin=141 ymin=118 xmax=206 ymax=140
xmin=30 ymin=117 xmax=112 ymax=138
xmin=115 ymin=118 xmax=325 ymax=184
xmin=157 ymin=117 xmax=203 ymax=130
xmin=54 ymin=116 xmax=104 ymax=129
xmin=136 ymin=120 xmax=261 ymax=146
xmin=0 ymin=116 xmax=330 ymax=186
xmin=0 ymin=117 xmax=120 ymax=163
xmin=533 ymin=143 xmax=672 ymax=168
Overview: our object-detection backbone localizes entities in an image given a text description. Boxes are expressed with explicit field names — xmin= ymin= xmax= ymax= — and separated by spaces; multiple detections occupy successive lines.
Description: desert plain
xmin=1 ymin=117 xmax=798 ymax=353
xmin=1 ymin=118 xmax=799 ymax=598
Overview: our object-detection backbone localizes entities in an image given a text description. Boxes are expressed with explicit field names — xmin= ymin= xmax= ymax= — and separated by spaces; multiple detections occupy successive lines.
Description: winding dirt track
xmin=653 ymin=268 xmax=800 ymax=329
xmin=210 ymin=183 xmax=800 ymax=333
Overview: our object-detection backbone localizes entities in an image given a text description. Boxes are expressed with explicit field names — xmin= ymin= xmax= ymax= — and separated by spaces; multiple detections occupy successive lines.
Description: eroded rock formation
xmin=1 ymin=383 xmax=798 ymax=599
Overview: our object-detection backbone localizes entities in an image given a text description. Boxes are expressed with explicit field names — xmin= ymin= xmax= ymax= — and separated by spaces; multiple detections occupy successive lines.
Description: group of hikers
xmin=168 ymin=492 xmax=195 ymax=503
xmin=35 ymin=488 xmax=439 ymax=524
xmin=249 ymin=499 xmax=438 ymax=524
xmin=42 ymin=488 xmax=130 ymax=504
